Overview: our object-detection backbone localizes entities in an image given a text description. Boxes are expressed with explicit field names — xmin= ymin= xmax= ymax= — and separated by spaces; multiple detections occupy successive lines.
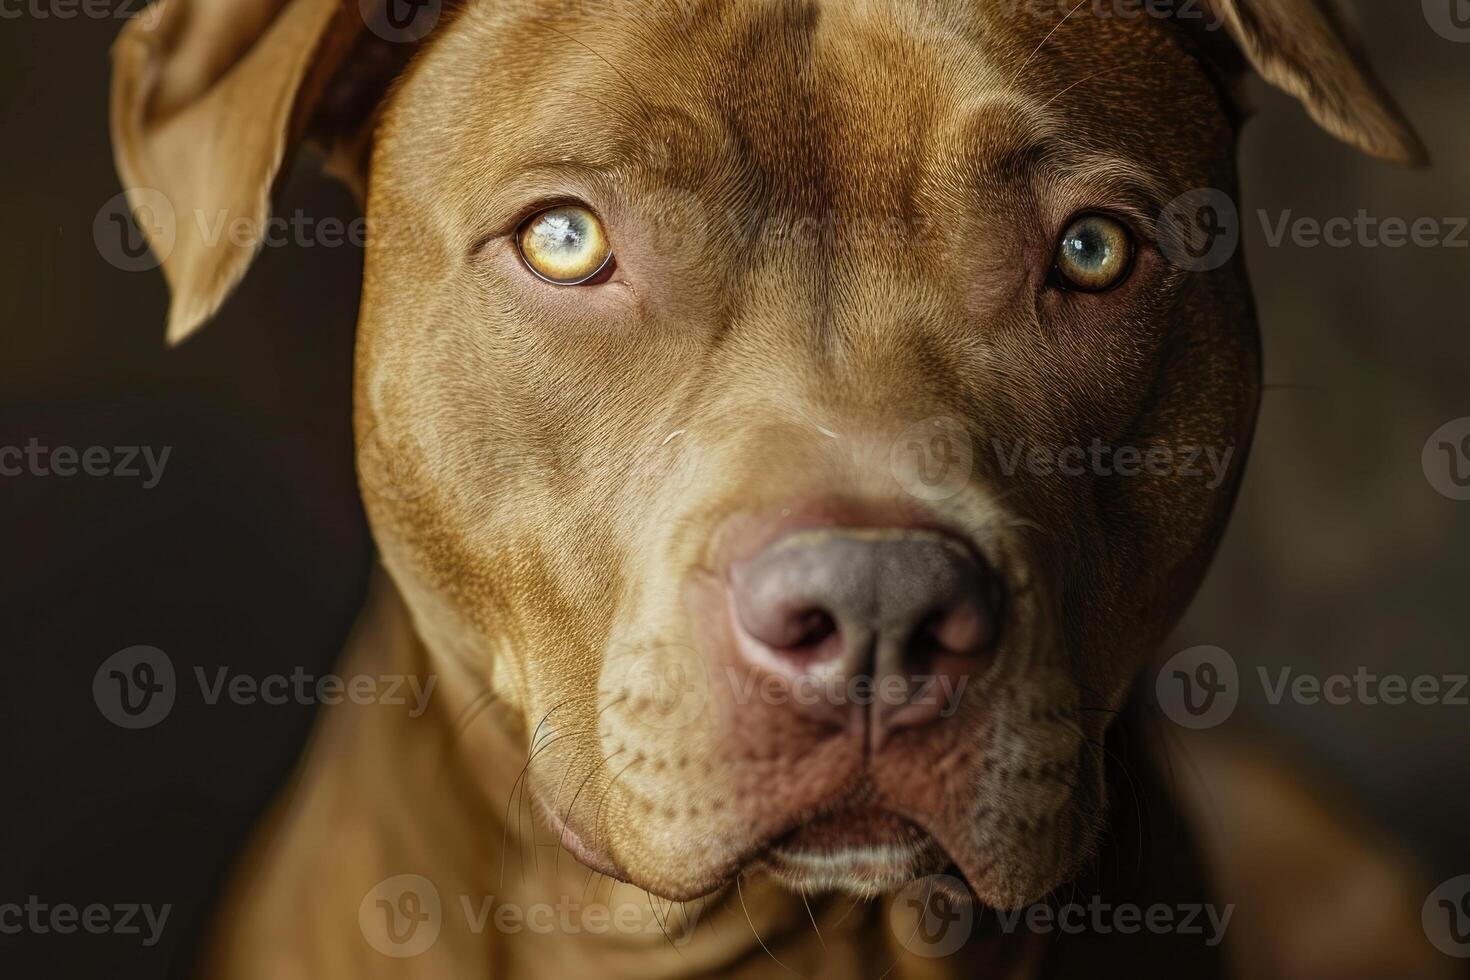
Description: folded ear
xmin=111 ymin=0 xmax=410 ymax=343
xmin=1202 ymin=0 xmax=1427 ymax=166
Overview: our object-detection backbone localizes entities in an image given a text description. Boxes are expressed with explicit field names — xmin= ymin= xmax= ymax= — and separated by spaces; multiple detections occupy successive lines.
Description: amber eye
xmin=516 ymin=205 xmax=613 ymax=285
xmin=1053 ymin=213 xmax=1133 ymax=292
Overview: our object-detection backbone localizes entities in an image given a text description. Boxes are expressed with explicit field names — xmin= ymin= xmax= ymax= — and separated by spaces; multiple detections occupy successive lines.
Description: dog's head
xmin=112 ymin=0 xmax=1422 ymax=906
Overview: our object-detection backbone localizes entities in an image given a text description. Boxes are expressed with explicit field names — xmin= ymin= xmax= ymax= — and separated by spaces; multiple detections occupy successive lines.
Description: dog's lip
xmin=536 ymin=799 xmax=627 ymax=883
xmin=769 ymin=802 xmax=931 ymax=855
xmin=538 ymin=790 xmax=981 ymax=904
xmin=748 ymin=801 xmax=955 ymax=893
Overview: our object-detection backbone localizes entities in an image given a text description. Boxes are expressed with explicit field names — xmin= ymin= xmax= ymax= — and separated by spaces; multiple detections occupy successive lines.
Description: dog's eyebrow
xmin=960 ymin=132 xmax=1167 ymax=224
xmin=1044 ymin=152 xmax=1172 ymax=210
xmin=951 ymin=96 xmax=1169 ymax=215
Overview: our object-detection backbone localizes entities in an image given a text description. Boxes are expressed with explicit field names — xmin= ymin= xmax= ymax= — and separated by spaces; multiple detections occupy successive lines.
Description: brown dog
xmin=110 ymin=0 xmax=1433 ymax=976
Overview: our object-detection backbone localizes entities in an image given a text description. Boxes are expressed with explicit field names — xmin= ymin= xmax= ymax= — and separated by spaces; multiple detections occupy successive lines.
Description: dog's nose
xmin=729 ymin=529 xmax=1000 ymax=740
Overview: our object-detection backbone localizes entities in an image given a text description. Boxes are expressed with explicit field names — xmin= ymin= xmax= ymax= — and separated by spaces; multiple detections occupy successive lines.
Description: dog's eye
xmin=1053 ymin=214 xmax=1133 ymax=292
xmin=516 ymin=205 xmax=613 ymax=285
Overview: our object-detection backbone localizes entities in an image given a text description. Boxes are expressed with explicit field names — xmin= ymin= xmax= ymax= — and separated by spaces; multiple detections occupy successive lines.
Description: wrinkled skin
xmin=354 ymin=0 xmax=1259 ymax=909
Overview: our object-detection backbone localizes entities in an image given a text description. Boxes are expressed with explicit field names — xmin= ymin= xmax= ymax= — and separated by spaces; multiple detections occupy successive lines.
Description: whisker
xmin=541 ymin=25 xmax=653 ymax=116
xmin=555 ymin=749 xmax=624 ymax=873
xmin=646 ymin=889 xmax=681 ymax=955
xmin=1012 ymin=0 xmax=1092 ymax=83
xmin=1039 ymin=63 xmax=1150 ymax=112
xmin=799 ymin=889 xmax=825 ymax=950
xmin=499 ymin=728 xmax=595 ymax=888
xmin=590 ymin=753 xmax=643 ymax=856
xmin=878 ymin=876 xmax=939 ymax=980
xmin=736 ymin=875 xmax=799 ymax=976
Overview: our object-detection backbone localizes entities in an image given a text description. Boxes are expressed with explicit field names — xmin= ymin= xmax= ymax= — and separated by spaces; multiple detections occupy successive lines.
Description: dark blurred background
xmin=1 ymin=2 xmax=1467 ymax=976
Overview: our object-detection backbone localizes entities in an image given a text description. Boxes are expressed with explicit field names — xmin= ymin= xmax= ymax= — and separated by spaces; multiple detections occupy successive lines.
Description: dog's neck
xmin=199 ymin=566 xmax=1054 ymax=978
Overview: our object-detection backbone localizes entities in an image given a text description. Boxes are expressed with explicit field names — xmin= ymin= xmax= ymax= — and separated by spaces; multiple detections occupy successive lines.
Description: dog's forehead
xmin=384 ymin=0 xmax=1227 ymax=257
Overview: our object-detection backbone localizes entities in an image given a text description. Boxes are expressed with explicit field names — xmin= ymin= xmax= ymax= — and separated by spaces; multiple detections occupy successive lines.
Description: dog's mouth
xmin=541 ymin=787 xmax=959 ymax=899
xmin=758 ymin=803 xmax=953 ymax=896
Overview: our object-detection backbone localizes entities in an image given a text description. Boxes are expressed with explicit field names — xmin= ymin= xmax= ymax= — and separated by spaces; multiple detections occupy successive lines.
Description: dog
xmin=109 ymin=0 xmax=1440 ymax=975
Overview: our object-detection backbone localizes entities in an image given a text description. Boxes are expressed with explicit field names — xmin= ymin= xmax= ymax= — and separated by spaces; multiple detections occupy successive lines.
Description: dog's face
xmin=356 ymin=1 xmax=1263 ymax=906
xmin=113 ymin=0 xmax=1423 ymax=908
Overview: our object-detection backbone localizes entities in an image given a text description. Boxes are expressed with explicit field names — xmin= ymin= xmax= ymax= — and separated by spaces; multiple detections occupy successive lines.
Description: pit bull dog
xmin=109 ymin=0 xmax=1437 ymax=975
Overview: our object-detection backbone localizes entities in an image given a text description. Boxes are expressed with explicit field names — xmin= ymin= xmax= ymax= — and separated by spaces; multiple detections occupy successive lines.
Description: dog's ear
xmin=1199 ymin=0 xmax=1427 ymax=166
xmin=110 ymin=0 xmax=415 ymax=343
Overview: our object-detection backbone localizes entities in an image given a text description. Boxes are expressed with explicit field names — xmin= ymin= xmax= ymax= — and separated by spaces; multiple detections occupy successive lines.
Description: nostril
xmin=918 ymin=594 xmax=998 ymax=659
xmin=787 ymin=608 xmax=838 ymax=650
xmin=729 ymin=574 xmax=841 ymax=653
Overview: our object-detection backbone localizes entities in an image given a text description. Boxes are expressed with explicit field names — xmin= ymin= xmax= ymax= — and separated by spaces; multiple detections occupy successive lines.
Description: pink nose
xmin=728 ymin=528 xmax=1000 ymax=741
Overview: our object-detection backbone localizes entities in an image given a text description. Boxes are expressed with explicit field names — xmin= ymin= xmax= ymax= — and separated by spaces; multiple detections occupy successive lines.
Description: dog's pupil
xmin=540 ymin=214 xmax=585 ymax=254
xmin=1067 ymin=223 xmax=1109 ymax=268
